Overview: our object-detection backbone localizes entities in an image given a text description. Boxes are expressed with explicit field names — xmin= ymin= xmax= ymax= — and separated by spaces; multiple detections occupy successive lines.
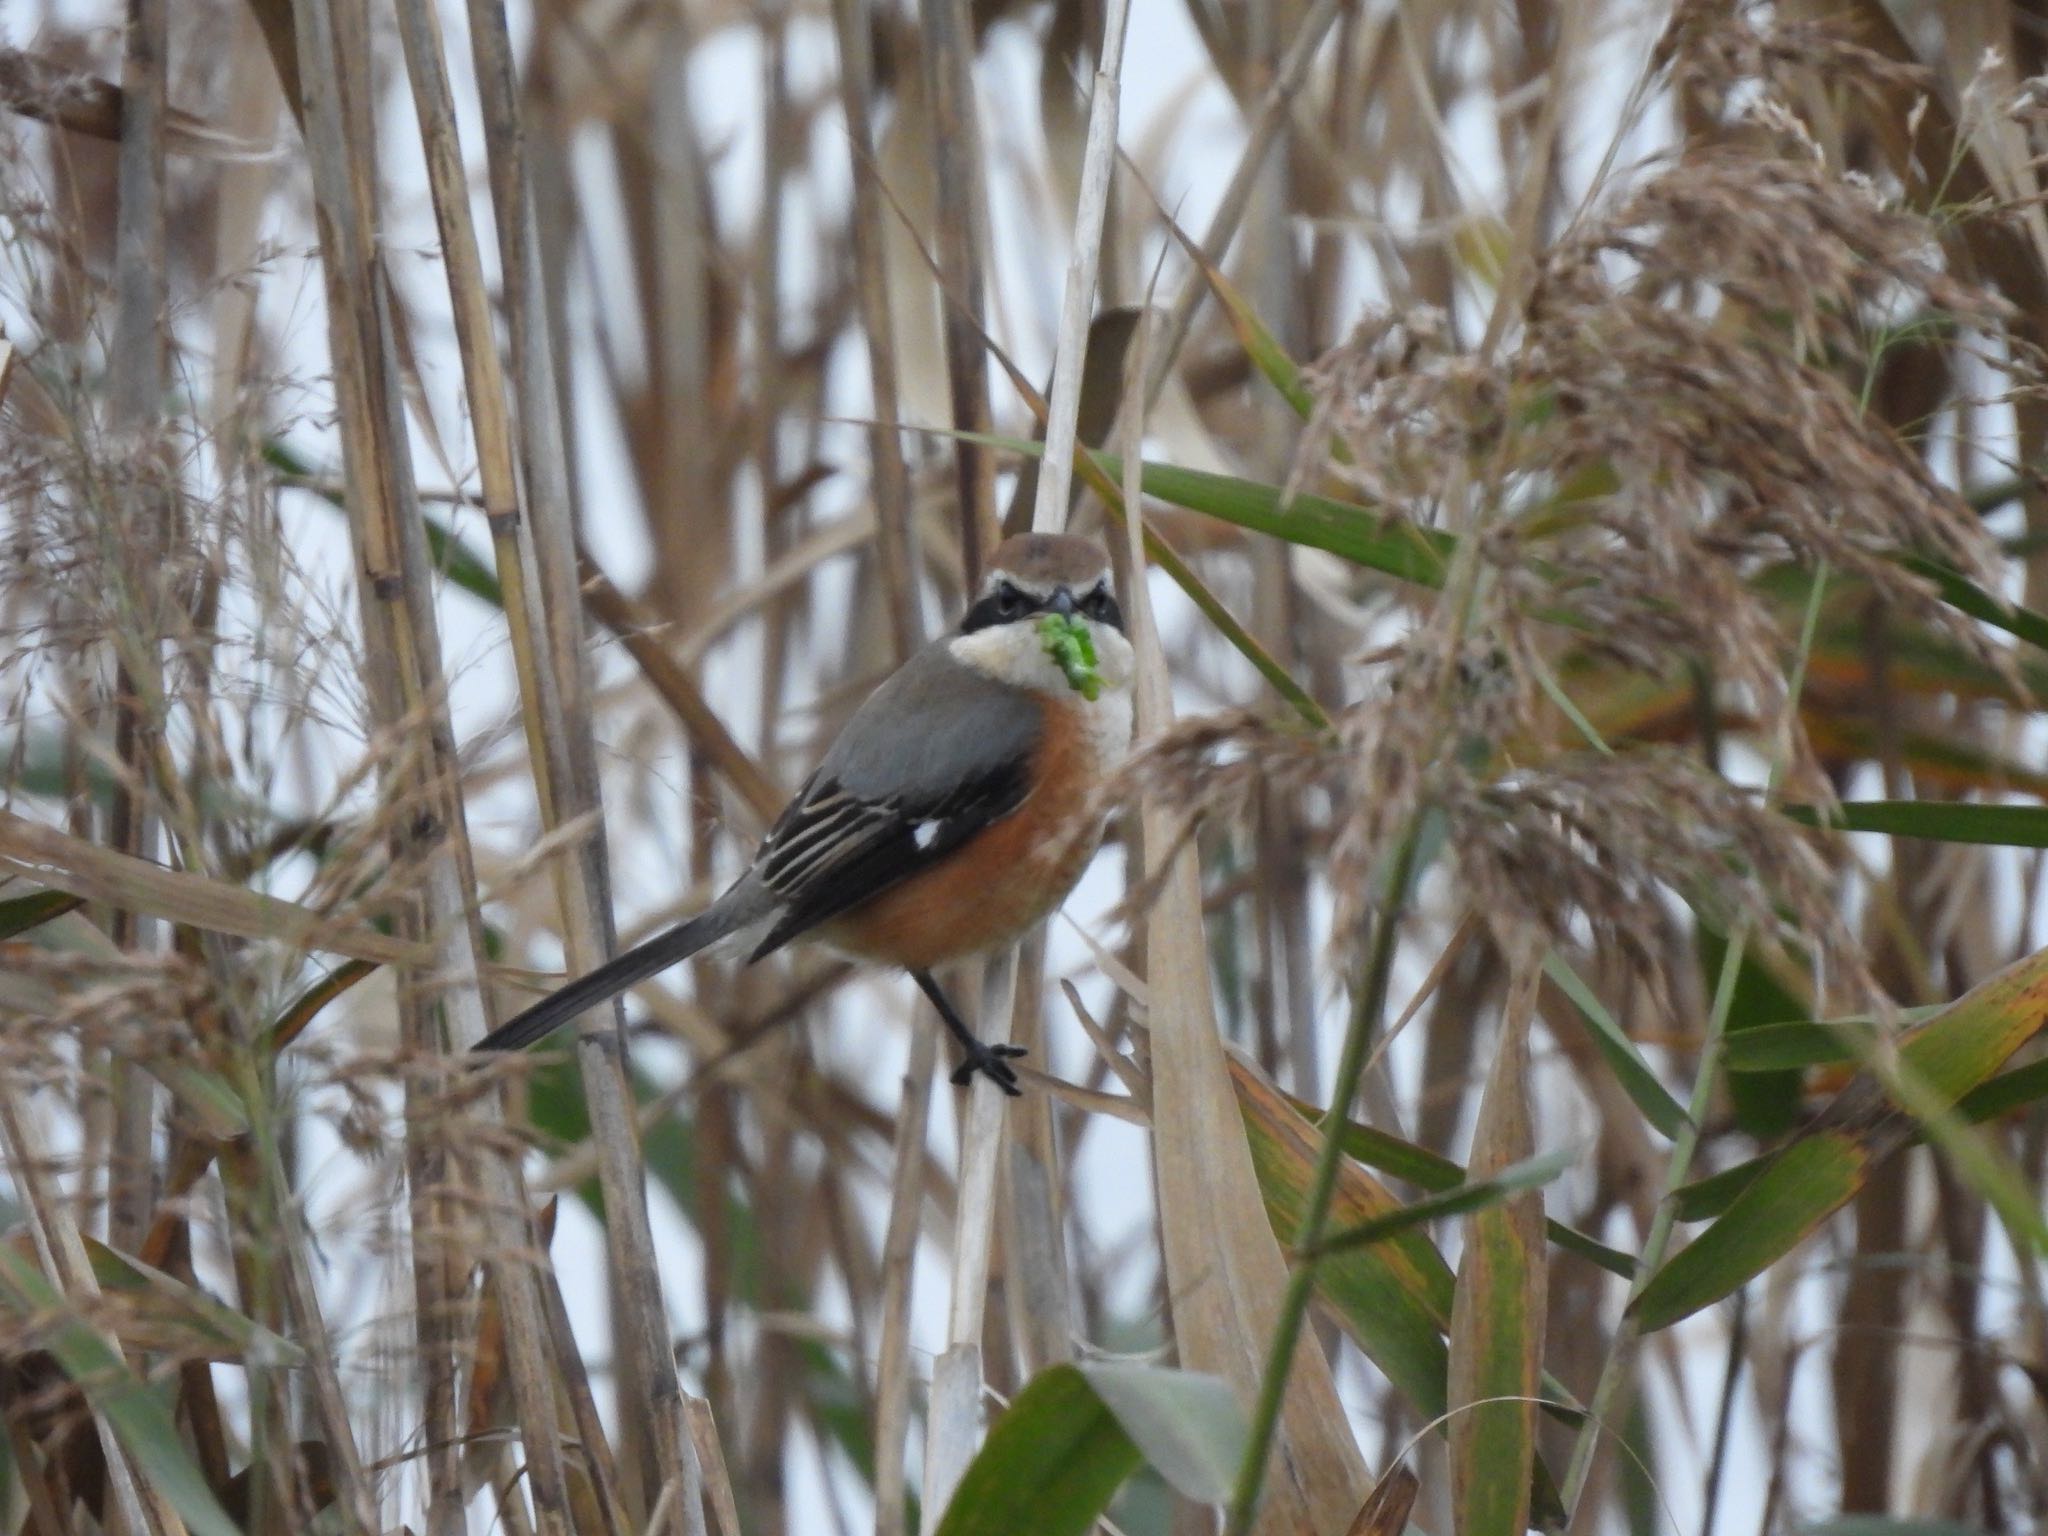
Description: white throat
xmin=949 ymin=619 xmax=1136 ymax=759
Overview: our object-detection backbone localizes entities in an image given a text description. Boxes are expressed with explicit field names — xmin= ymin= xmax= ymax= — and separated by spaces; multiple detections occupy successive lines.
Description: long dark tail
xmin=474 ymin=886 xmax=760 ymax=1052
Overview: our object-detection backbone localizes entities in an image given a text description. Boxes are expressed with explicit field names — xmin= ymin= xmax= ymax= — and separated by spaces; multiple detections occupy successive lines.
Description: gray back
xmin=815 ymin=640 xmax=1042 ymax=805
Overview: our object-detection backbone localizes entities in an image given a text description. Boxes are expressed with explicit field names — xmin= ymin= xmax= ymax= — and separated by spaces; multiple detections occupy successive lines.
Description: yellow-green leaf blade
xmin=1447 ymin=985 xmax=1546 ymax=1536
xmin=1631 ymin=1134 xmax=1867 ymax=1333
xmin=1232 ymin=1059 xmax=1455 ymax=1419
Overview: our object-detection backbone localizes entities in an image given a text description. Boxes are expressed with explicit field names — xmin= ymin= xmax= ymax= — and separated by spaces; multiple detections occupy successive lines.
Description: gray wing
xmin=747 ymin=642 xmax=1042 ymax=959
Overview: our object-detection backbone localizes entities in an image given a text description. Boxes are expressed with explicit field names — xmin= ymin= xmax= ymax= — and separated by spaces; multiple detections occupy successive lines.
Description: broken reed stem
xmin=1223 ymin=825 xmax=1419 ymax=1536
xmin=1559 ymin=561 xmax=1834 ymax=1523
xmin=829 ymin=0 xmax=922 ymax=657
xmin=917 ymin=0 xmax=1000 ymax=583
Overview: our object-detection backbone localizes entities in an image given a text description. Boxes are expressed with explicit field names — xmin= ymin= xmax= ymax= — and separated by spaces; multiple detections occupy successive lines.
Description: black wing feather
xmin=746 ymin=756 xmax=1031 ymax=961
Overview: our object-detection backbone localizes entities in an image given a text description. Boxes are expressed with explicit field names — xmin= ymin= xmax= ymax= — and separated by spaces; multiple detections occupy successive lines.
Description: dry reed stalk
xmin=999 ymin=928 xmax=1075 ymax=1375
xmin=750 ymin=8 xmax=795 ymax=766
xmin=684 ymin=1396 xmax=744 ymax=1536
xmin=829 ymin=0 xmax=922 ymax=660
xmin=1119 ymin=314 xmax=1369 ymax=1535
xmin=977 ymin=0 xmax=1138 ymax=1440
xmin=456 ymin=0 xmax=597 ymax=803
xmin=924 ymin=0 xmax=1135 ymax=1509
xmin=387 ymin=1 xmax=611 ymax=1526
xmin=917 ymin=0 xmax=1000 ymax=582
xmin=871 ymin=1025 xmax=937 ymax=1536
xmin=1026 ymin=0 xmax=1132 ymax=532
xmin=536 ymin=1265 xmax=633 ymax=1536
xmin=460 ymin=0 xmax=723 ymax=1518
xmin=835 ymin=26 xmax=941 ymax=1497
xmin=283 ymin=0 xmax=575 ymax=1528
xmin=911 ymin=0 xmax=1020 ymax=1510
xmin=102 ymin=0 xmax=168 ymax=1264
xmin=0 ymin=811 xmax=421 ymax=965
xmin=921 ymin=952 xmax=1020 ymax=1517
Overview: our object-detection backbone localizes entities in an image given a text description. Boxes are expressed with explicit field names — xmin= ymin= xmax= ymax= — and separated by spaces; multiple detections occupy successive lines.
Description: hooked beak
xmin=1045 ymin=587 xmax=1077 ymax=617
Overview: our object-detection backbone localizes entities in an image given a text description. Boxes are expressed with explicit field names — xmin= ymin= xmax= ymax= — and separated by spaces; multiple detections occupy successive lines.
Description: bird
xmin=474 ymin=532 xmax=1135 ymax=1093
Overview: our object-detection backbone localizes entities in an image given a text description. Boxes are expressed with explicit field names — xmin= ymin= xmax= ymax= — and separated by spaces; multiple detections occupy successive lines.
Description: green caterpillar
xmin=1038 ymin=612 xmax=1102 ymax=701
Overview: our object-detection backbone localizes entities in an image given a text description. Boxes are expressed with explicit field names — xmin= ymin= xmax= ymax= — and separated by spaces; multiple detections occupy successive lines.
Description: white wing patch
xmin=913 ymin=819 xmax=943 ymax=850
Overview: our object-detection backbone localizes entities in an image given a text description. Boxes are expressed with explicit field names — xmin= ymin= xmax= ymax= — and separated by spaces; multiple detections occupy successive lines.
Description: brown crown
xmin=983 ymin=533 xmax=1111 ymax=593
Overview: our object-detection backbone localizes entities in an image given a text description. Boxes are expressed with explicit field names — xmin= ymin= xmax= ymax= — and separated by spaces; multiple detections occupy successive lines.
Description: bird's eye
xmin=1083 ymin=588 xmax=1122 ymax=627
xmin=996 ymin=582 xmax=1027 ymax=617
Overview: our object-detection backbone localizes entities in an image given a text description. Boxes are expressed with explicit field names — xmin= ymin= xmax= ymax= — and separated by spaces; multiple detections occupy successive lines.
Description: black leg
xmin=911 ymin=970 xmax=1026 ymax=1095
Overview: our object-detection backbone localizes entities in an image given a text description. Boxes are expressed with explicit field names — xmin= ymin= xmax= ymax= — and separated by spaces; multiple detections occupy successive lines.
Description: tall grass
xmin=2 ymin=1 xmax=2047 ymax=1533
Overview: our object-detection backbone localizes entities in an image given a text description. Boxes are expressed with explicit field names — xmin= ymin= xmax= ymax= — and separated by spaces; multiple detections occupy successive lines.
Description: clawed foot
xmin=913 ymin=968 xmax=1030 ymax=1095
xmin=949 ymin=1039 xmax=1027 ymax=1094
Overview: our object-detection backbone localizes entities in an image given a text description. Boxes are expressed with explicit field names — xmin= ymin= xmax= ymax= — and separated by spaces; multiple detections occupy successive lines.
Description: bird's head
xmin=951 ymin=533 xmax=1134 ymax=701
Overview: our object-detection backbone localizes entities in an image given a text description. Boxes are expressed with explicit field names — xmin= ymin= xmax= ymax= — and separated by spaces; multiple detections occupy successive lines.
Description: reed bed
xmin=1 ymin=1 xmax=2047 ymax=1533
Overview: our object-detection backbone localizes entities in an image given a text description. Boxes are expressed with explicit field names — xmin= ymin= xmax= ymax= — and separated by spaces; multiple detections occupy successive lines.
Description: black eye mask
xmin=959 ymin=580 xmax=1122 ymax=635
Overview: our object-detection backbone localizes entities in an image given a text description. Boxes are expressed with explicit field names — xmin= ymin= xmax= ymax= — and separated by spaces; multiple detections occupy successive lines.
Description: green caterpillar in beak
xmin=1038 ymin=612 xmax=1102 ymax=701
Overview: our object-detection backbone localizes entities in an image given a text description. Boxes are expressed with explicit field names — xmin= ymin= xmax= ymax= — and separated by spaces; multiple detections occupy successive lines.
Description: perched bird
xmin=475 ymin=533 xmax=1135 ymax=1092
